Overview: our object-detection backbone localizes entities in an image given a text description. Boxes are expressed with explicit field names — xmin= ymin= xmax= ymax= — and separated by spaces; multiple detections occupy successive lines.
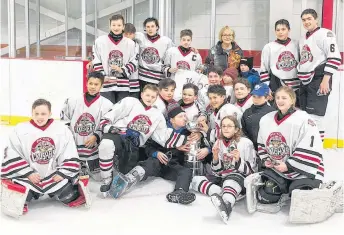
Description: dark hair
xmin=182 ymin=83 xmax=199 ymax=95
xmin=32 ymin=99 xmax=52 ymax=112
xmin=301 ymin=9 xmax=318 ymax=19
xmin=87 ymin=71 xmax=105 ymax=85
xmin=220 ymin=115 xmax=241 ymax=142
xmin=143 ymin=17 xmax=159 ymax=29
xmin=180 ymin=29 xmax=193 ymax=39
xmin=208 ymin=66 xmax=223 ymax=77
xmin=124 ymin=23 xmax=136 ymax=34
xmin=234 ymin=78 xmax=251 ymax=90
xmin=158 ymin=78 xmax=176 ymax=89
xmin=109 ymin=14 xmax=125 ymax=25
xmin=142 ymin=84 xmax=159 ymax=94
xmin=207 ymin=84 xmax=226 ymax=97
xmin=275 ymin=19 xmax=290 ymax=30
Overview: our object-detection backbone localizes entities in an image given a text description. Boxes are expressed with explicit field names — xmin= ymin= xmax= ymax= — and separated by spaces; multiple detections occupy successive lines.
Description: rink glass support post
xmin=149 ymin=0 xmax=154 ymax=17
xmin=81 ymin=0 xmax=87 ymax=60
xmin=94 ymin=0 xmax=98 ymax=39
xmin=131 ymin=0 xmax=135 ymax=24
xmin=25 ymin=0 xmax=30 ymax=58
xmin=65 ymin=0 xmax=68 ymax=57
xmin=210 ymin=0 xmax=216 ymax=48
xmin=36 ymin=0 xmax=40 ymax=58
xmin=8 ymin=0 xmax=16 ymax=58
xmin=158 ymin=0 xmax=165 ymax=36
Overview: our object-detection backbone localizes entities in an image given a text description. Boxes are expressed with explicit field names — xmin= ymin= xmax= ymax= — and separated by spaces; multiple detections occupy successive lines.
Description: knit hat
xmin=223 ymin=67 xmax=239 ymax=81
xmin=167 ymin=102 xmax=185 ymax=119
xmin=239 ymin=57 xmax=254 ymax=70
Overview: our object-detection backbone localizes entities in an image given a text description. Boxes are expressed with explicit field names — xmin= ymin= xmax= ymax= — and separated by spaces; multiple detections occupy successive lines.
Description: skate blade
xmin=210 ymin=196 xmax=229 ymax=224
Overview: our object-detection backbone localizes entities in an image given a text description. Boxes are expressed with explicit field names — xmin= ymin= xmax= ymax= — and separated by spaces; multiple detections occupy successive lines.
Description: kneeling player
xmin=61 ymin=72 xmax=113 ymax=179
xmin=1 ymin=99 xmax=90 ymax=218
xmin=109 ymin=103 xmax=210 ymax=204
xmin=97 ymin=85 xmax=190 ymax=197
xmin=192 ymin=115 xmax=256 ymax=223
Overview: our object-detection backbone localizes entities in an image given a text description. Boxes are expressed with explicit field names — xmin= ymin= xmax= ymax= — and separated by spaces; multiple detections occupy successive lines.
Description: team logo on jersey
xmin=108 ymin=50 xmax=124 ymax=76
xmin=127 ymin=115 xmax=152 ymax=134
xmin=300 ymin=45 xmax=313 ymax=65
xmin=276 ymin=51 xmax=297 ymax=71
xmin=141 ymin=47 xmax=160 ymax=64
xmin=31 ymin=137 xmax=56 ymax=164
xmin=176 ymin=61 xmax=191 ymax=70
xmin=74 ymin=113 xmax=96 ymax=136
xmin=266 ymin=132 xmax=290 ymax=161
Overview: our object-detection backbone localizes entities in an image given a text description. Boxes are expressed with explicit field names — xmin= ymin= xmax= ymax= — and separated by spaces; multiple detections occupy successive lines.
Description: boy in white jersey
xmin=260 ymin=19 xmax=300 ymax=96
xmin=154 ymin=78 xmax=177 ymax=118
xmin=61 ymin=72 xmax=113 ymax=179
xmin=233 ymin=78 xmax=253 ymax=113
xmin=92 ymin=15 xmax=138 ymax=103
xmin=1 ymin=99 xmax=90 ymax=217
xmin=163 ymin=29 xmax=202 ymax=78
xmin=298 ymin=9 xmax=341 ymax=141
xmin=179 ymin=83 xmax=201 ymax=121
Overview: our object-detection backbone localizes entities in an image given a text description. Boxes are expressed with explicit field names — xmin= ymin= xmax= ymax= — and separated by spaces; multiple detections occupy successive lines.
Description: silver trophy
xmin=223 ymin=141 xmax=237 ymax=170
xmin=186 ymin=120 xmax=204 ymax=177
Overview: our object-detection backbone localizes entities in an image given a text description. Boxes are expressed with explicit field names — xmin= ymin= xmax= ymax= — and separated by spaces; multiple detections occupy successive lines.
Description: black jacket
xmin=241 ymin=103 xmax=275 ymax=150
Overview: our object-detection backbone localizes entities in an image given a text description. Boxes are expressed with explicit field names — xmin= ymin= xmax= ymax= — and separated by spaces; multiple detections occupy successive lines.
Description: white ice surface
xmin=0 ymin=125 xmax=343 ymax=235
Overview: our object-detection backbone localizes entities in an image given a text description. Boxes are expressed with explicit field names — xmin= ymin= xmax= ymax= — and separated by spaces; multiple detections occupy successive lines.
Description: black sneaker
xmin=166 ymin=189 xmax=196 ymax=205
xmin=210 ymin=193 xmax=231 ymax=224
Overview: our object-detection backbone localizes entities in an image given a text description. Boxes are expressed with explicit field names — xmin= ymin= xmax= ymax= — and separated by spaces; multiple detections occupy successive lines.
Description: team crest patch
xmin=308 ymin=119 xmax=316 ymax=127
xmin=266 ymin=132 xmax=290 ymax=161
xmin=300 ymin=44 xmax=313 ymax=65
xmin=276 ymin=51 xmax=297 ymax=71
xmin=31 ymin=137 xmax=56 ymax=164
xmin=141 ymin=47 xmax=160 ymax=64
xmin=176 ymin=61 xmax=191 ymax=70
xmin=108 ymin=50 xmax=124 ymax=76
xmin=74 ymin=113 xmax=96 ymax=136
xmin=127 ymin=115 xmax=152 ymax=134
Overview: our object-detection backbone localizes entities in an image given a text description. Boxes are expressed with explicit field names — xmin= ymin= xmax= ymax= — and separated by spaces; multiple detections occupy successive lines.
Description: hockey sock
xmin=98 ymin=139 xmax=116 ymax=180
xmin=222 ymin=179 xmax=242 ymax=206
xmin=191 ymin=176 xmax=222 ymax=196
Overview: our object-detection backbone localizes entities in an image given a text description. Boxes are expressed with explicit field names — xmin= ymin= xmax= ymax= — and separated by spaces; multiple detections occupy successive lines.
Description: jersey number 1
xmin=310 ymin=135 xmax=314 ymax=147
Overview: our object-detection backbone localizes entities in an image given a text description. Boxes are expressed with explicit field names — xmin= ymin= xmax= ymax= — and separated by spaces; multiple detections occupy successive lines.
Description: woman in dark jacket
xmin=205 ymin=26 xmax=243 ymax=72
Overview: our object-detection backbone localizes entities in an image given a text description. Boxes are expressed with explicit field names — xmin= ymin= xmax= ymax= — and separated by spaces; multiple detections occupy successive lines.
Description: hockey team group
xmin=1 ymin=8 xmax=343 ymax=224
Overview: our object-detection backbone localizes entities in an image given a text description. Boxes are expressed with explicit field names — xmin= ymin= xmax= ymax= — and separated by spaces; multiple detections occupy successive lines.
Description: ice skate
xmin=109 ymin=171 xmax=130 ymax=199
xmin=100 ymin=173 xmax=113 ymax=198
xmin=211 ymin=193 xmax=231 ymax=224
xmin=166 ymin=189 xmax=196 ymax=205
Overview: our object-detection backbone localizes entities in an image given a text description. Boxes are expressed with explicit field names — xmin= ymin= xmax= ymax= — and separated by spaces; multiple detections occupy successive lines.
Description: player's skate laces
xmin=166 ymin=189 xmax=196 ymax=205
xmin=211 ymin=193 xmax=230 ymax=224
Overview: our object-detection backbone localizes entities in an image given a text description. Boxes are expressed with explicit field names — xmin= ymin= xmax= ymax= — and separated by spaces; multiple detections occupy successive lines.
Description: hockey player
xmin=241 ymin=83 xmax=275 ymax=152
xmin=179 ymin=83 xmax=200 ymax=122
xmin=154 ymin=78 xmax=176 ymax=118
xmin=222 ymin=67 xmax=238 ymax=104
xmin=297 ymin=9 xmax=342 ymax=142
xmin=135 ymin=17 xmax=174 ymax=89
xmin=92 ymin=14 xmax=138 ymax=103
xmin=163 ymin=29 xmax=202 ymax=78
xmin=97 ymin=85 xmax=191 ymax=196
xmin=1 ymin=99 xmax=90 ymax=217
xmin=198 ymin=85 xmax=243 ymax=145
xmin=260 ymin=19 xmax=300 ymax=96
xmin=255 ymin=86 xmax=324 ymax=208
xmin=108 ymin=103 xmax=210 ymax=203
xmin=192 ymin=115 xmax=256 ymax=223
xmin=60 ymin=72 xmax=113 ymax=179
xmin=233 ymin=78 xmax=253 ymax=113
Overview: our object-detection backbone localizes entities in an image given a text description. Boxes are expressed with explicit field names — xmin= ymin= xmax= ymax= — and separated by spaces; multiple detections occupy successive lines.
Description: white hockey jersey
xmin=260 ymin=39 xmax=301 ymax=90
xmin=92 ymin=35 xmax=138 ymax=92
xmin=234 ymin=95 xmax=254 ymax=113
xmin=297 ymin=28 xmax=341 ymax=85
xmin=173 ymin=70 xmax=209 ymax=101
xmin=153 ymin=95 xmax=172 ymax=119
xmin=257 ymin=110 xmax=324 ymax=181
xmin=163 ymin=46 xmax=202 ymax=77
xmin=209 ymin=103 xmax=243 ymax=144
xmin=1 ymin=119 xmax=80 ymax=194
xmin=98 ymin=97 xmax=187 ymax=148
xmin=135 ymin=32 xmax=174 ymax=84
xmin=129 ymin=41 xmax=140 ymax=93
xmin=60 ymin=94 xmax=113 ymax=162
xmin=211 ymin=137 xmax=257 ymax=178
xmin=179 ymin=101 xmax=200 ymax=122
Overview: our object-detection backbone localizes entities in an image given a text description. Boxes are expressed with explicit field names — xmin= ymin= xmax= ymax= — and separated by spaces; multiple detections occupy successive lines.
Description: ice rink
xmin=0 ymin=125 xmax=343 ymax=235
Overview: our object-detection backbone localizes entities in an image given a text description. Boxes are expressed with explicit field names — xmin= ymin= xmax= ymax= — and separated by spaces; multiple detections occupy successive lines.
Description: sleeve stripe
xmin=167 ymin=133 xmax=178 ymax=149
xmin=1 ymin=160 xmax=28 ymax=173
xmin=293 ymin=153 xmax=321 ymax=164
xmin=294 ymin=148 xmax=322 ymax=158
xmin=327 ymin=57 xmax=342 ymax=61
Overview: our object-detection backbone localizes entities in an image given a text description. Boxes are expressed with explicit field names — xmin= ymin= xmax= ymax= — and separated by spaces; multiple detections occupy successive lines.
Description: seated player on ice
xmin=108 ymin=103 xmax=210 ymax=204
xmin=97 ymin=85 xmax=192 ymax=197
xmin=178 ymin=83 xmax=201 ymax=122
xmin=191 ymin=115 xmax=256 ymax=224
xmin=61 ymin=72 xmax=113 ymax=180
xmin=1 ymin=99 xmax=91 ymax=218
xmin=245 ymin=86 xmax=343 ymax=223
xmin=154 ymin=78 xmax=177 ymax=118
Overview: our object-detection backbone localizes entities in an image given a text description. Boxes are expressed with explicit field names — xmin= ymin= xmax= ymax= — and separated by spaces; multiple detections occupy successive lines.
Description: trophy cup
xmin=186 ymin=120 xmax=204 ymax=177
xmin=223 ymin=141 xmax=237 ymax=170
